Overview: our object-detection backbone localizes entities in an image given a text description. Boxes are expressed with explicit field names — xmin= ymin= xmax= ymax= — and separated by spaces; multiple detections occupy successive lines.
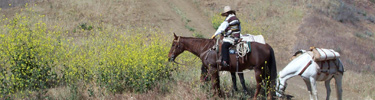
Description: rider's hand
xmin=211 ymin=35 xmax=216 ymax=39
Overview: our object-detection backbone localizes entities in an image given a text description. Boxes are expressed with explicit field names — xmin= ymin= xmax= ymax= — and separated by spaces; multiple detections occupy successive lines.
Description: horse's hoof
xmin=243 ymin=90 xmax=249 ymax=95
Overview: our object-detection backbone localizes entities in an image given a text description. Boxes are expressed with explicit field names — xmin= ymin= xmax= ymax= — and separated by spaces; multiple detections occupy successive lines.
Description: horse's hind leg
xmin=334 ymin=74 xmax=343 ymax=100
xmin=238 ymin=73 xmax=249 ymax=94
xmin=231 ymin=72 xmax=238 ymax=91
xmin=325 ymin=78 xmax=332 ymax=100
xmin=253 ymin=68 xmax=262 ymax=100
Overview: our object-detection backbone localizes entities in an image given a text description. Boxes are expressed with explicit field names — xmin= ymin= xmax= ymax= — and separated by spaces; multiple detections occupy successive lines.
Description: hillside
xmin=195 ymin=0 xmax=375 ymax=72
xmin=195 ymin=0 xmax=375 ymax=99
xmin=1 ymin=0 xmax=374 ymax=99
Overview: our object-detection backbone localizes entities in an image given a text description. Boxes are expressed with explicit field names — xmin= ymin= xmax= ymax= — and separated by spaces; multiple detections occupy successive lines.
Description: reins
xmin=170 ymin=36 xmax=199 ymax=65
xmin=170 ymin=36 xmax=181 ymax=56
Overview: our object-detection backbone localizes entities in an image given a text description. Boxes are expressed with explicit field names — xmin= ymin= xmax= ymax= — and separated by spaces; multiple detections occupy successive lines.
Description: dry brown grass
xmin=342 ymin=71 xmax=375 ymax=99
xmin=1 ymin=0 xmax=375 ymax=99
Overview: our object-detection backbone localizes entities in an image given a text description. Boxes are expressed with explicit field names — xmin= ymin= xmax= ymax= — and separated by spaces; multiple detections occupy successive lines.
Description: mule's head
xmin=275 ymin=77 xmax=288 ymax=98
xmin=168 ymin=33 xmax=185 ymax=62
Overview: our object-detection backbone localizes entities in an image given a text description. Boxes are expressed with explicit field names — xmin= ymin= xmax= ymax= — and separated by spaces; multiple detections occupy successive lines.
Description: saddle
xmin=213 ymin=34 xmax=266 ymax=67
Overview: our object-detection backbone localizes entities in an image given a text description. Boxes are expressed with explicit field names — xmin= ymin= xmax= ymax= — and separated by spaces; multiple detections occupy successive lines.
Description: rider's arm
xmin=211 ymin=21 xmax=229 ymax=38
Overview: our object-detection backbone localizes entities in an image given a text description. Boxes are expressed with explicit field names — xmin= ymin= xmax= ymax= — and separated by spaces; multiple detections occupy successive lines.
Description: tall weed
xmin=0 ymin=13 xmax=63 ymax=98
xmin=0 ymin=7 xmax=176 ymax=99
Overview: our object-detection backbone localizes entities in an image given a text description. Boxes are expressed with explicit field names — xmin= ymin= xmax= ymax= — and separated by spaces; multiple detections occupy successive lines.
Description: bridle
xmin=169 ymin=36 xmax=187 ymax=65
xmin=275 ymin=77 xmax=286 ymax=97
xmin=170 ymin=36 xmax=180 ymax=58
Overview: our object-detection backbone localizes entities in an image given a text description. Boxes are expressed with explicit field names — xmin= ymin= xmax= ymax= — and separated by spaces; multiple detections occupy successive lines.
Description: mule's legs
xmin=310 ymin=78 xmax=318 ymax=100
xmin=303 ymin=79 xmax=314 ymax=100
xmin=238 ymin=73 xmax=249 ymax=94
xmin=231 ymin=72 xmax=238 ymax=91
xmin=334 ymin=74 xmax=343 ymax=100
xmin=325 ymin=78 xmax=332 ymax=100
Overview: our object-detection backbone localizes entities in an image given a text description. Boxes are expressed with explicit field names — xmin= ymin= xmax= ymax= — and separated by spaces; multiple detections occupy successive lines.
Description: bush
xmin=0 ymin=9 xmax=175 ymax=99
xmin=193 ymin=32 xmax=205 ymax=38
xmin=61 ymin=28 xmax=174 ymax=93
xmin=0 ymin=14 xmax=63 ymax=97
xmin=211 ymin=14 xmax=225 ymax=30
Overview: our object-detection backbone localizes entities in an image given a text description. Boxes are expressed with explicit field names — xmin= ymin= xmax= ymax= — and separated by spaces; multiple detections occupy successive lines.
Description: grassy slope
xmin=196 ymin=0 xmax=375 ymax=99
xmin=1 ymin=0 xmax=374 ymax=99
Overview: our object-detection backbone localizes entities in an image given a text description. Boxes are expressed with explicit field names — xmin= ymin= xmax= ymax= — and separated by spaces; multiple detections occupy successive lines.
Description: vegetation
xmin=0 ymin=7 xmax=177 ymax=99
xmin=1 ymin=0 xmax=375 ymax=99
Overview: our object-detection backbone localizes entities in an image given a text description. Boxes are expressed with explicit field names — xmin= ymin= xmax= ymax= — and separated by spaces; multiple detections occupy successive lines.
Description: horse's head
xmin=168 ymin=33 xmax=185 ymax=62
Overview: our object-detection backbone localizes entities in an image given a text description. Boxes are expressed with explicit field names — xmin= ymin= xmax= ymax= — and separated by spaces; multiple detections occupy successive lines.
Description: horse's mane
xmin=180 ymin=37 xmax=216 ymax=45
xmin=180 ymin=37 xmax=213 ymax=41
xmin=291 ymin=50 xmax=314 ymax=61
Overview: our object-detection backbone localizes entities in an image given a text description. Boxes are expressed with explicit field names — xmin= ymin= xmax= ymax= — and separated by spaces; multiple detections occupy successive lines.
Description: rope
xmin=236 ymin=42 xmax=250 ymax=57
xmin=220 ymin=70 xmax=252 ymax=75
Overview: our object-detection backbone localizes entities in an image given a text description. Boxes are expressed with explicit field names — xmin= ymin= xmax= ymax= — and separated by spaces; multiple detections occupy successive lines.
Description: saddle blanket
xmin=240 ymin=34 xmax=266 ymax=44
xmin=312 ymin=47 xmax=340 ymax=61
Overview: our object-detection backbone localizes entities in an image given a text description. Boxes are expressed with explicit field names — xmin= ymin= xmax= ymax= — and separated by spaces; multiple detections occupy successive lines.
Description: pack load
xmin=310 ymin=47 xmax=340 ymax=61
xmin=240 ymin=34 xmax=266 ymax=44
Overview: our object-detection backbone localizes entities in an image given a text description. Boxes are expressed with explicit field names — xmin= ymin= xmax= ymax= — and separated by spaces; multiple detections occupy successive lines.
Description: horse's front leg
xmin=238 ymin=73 xmax=249 ymax=94
xmin=201 ymin=64 xmax=210 ymax=82
xmin=325 ymin=78 xmax=332 ymax=100
xmin=334 ymin=74 xmax=343 ymax=100
xmin=231 ymin=72 xmax=238 ymax=91
xmin=209 ymin=66 xmax=221 ymax=97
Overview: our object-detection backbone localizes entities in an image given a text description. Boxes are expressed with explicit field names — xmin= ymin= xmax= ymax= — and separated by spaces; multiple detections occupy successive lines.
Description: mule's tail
xmin=267 ymin=46 xmax=277 ymax=94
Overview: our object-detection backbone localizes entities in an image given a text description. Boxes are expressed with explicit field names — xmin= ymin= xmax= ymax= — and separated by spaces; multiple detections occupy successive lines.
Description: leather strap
xmin=298 ymin=60 xmax=313 ymax=75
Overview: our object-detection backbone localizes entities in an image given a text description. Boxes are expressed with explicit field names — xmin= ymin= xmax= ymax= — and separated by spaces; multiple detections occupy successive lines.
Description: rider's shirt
xmin=213 ymin=14 xmax=241 ymax=44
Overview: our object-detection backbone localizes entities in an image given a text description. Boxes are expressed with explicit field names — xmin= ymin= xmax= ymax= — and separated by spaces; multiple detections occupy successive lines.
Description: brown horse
xmin=168 ymin=33 xmax=277 ymax=100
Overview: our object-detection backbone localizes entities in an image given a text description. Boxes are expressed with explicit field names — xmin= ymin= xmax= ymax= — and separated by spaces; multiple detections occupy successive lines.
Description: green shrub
xmin=0 ymin=14 xmax=63 ymax=97
xmin=79 ymin=23 xmax=93 ymax=30
xmin=193 ymin=32 xmax=205 ymax=38
xmin=0 ymin=8 xmax=176 ymax=99
xmin=211 ymin=14 xmax=224 ymax=30
xmin=61 ymin=28 xmax=174 ymax=93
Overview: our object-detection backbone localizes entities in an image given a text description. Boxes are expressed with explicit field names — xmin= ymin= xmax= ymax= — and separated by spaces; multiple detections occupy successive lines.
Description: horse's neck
xmin=181 ymin=38 xmax=215 ymax=57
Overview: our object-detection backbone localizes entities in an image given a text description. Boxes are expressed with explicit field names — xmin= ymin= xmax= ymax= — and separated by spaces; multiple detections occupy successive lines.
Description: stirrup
xmin=221 ymin=61 xmax=229 ymax=67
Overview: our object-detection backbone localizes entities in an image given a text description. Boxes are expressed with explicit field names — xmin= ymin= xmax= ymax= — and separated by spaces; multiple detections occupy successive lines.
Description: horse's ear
xmin=173 ymin=32 xmax=177 ymax=39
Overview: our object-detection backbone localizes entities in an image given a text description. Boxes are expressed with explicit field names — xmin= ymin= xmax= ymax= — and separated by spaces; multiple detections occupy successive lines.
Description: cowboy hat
xmin=221 ymin=6 xmax=236 ymax=16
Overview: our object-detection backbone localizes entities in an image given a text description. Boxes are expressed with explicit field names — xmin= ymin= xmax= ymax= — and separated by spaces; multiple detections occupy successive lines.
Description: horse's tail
xmin=267 ymin=46 xmax=277 ymax=90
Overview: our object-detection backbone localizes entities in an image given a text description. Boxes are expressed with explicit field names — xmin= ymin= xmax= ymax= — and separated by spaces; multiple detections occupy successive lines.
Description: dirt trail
xmin=0 ymin=0 xmax=32 ymax=10
xmin=237 ymin=70 xmax=363 ymax=100
xmin=2 ymin=0 xmax=372 ymax=99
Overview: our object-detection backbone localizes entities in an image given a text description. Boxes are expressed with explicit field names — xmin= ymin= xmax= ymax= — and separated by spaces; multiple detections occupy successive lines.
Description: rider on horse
xmin=211 ymin=6 xmax=241 ymax=67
